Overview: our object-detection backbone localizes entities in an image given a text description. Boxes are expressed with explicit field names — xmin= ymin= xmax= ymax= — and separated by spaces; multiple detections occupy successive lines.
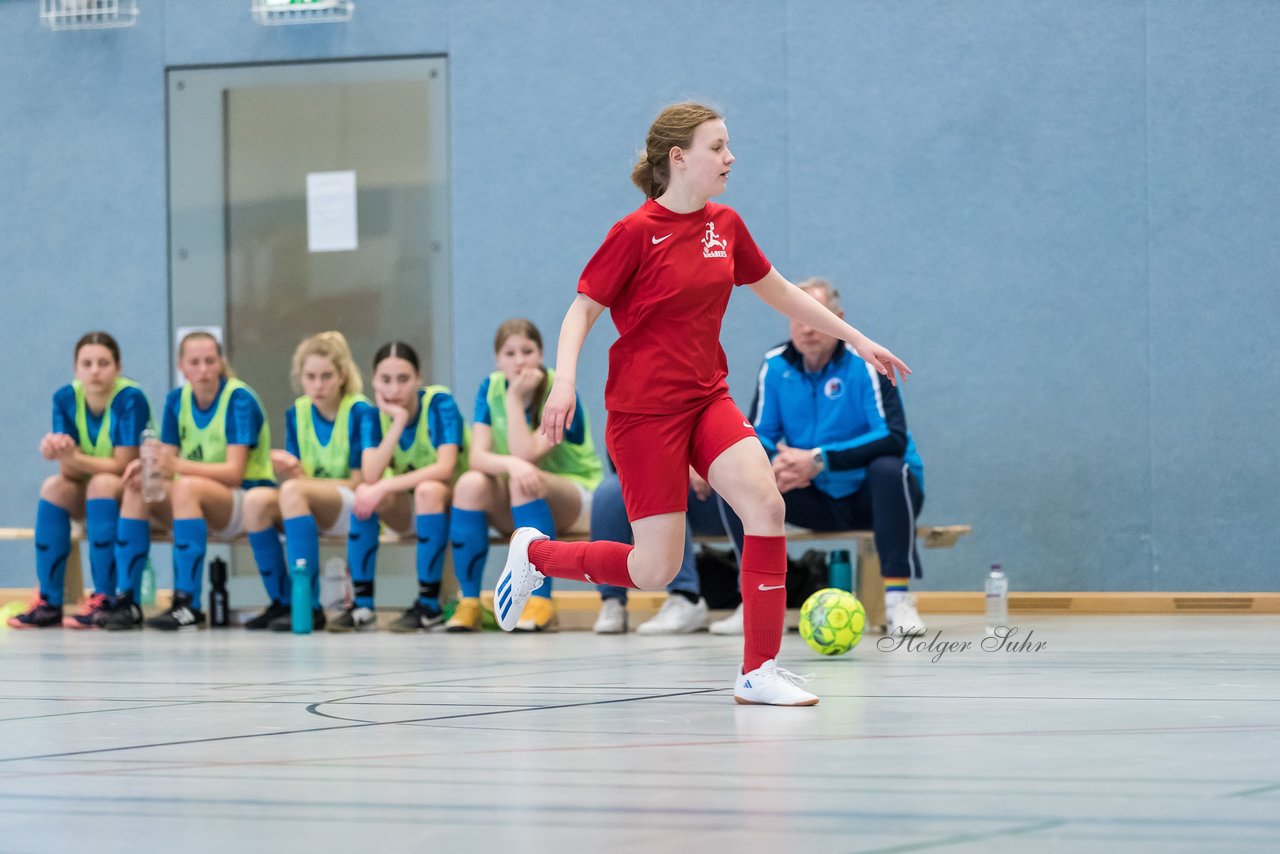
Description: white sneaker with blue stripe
xmin=494 ymin=527 xmax=549 ymax=631
xmin=734 ymin=659 xmax=819 ymax=706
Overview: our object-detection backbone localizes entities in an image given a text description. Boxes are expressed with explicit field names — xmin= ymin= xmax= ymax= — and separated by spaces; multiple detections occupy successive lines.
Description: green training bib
xmin=294 ymin=393 xmax=369 ymax=480
xmin=484 ymin=369 xmax=602 ymax=490
xmin=178 ymin=378 xmax=273 ymax=484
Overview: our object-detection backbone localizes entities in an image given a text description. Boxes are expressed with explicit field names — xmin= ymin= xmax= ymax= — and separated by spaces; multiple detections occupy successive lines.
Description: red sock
xmin=527 ymin=540 xmax=635 ymax=588
xmin=740 ymin=534 xmax=787 ymax=673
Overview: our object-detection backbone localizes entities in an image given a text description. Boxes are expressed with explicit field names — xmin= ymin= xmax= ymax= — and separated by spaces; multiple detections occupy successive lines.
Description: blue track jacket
xmin=749 ymin=341 xmax=924 ymax=499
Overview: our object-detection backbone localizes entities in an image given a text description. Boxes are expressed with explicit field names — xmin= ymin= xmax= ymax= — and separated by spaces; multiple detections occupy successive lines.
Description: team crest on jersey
xmin=702 ymin=221 xmax=728 ymax=258
xmin=824 ymin=377 xmax=845 ymax=400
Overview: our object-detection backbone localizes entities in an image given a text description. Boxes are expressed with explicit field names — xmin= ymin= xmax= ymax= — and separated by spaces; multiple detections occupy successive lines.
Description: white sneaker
xmin=350 ymin=605 xmax=377 ymax=631
xmin=593 ymin=598 xmax=628 ymax=634
xmin=494 ymin=527 xmax=548 ymax=631
xmin=326 ymin=604 xmax=378 ymax=633
xmin=733 ymin=659 xmax=819 ymax=706
xmin=886 ymin=592 xmax=926 ymax=636
xmin=636 ymin=595 xmax=708 ymax=635
xmin=709 ymin=603 xmax=744 ymax=635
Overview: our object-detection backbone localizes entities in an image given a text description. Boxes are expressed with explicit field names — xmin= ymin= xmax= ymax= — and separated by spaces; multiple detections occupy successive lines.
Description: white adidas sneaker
xmin=494 ymin=527 xmax=549 ymax=631
xmin=733 ymin=659 xmax=819 ymax=706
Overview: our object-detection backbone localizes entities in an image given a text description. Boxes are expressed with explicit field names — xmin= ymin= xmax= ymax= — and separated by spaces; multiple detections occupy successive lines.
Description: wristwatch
xmin=811 ymin=448 xmax=825 ymax=472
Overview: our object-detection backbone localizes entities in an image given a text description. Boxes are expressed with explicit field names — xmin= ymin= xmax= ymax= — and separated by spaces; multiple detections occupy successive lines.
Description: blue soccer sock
xmin=512 ymin=498 xmax=556 ymax=599
xmin=84 ymin=497 xmax=119 ymax=598
xmin=414 ymin=512 xmax=448 ymax=609
xmin=34 ymin=499 xmax=71 ymax=607
xmin=172 ymin=518 xmax=208 ymax=609
xmin=283 ymin=515 xmax=321 ymax=606
xmin=348 ymin=513 xmax=380 ymax=609
xmin=115 ymin=517 xmax=151 ymax=601
xmin=449 ymin=508 xmax=490 ymax=599
xmin=248 ymin=528 xmax=287 ymax=604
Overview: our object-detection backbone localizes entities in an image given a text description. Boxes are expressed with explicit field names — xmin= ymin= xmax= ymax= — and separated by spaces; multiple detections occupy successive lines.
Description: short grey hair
xmin=796 ymin=277 xmax=841 ymax=311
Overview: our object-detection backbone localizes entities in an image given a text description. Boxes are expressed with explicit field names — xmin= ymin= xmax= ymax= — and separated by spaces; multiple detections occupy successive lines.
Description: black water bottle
xmin=209 ymin=557 xmax=230 ymax=628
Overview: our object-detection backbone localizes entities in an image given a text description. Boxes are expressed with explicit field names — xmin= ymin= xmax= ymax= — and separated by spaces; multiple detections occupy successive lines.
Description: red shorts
xmin=606 ymin=394 xmax=757 ymax=522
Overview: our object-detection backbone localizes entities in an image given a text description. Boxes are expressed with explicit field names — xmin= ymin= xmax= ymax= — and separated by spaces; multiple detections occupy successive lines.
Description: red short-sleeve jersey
xmin=578 ymin=199 xmax=772 ymax=415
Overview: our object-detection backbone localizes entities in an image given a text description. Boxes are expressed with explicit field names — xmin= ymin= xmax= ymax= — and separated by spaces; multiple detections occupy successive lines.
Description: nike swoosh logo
xmin=758 ymin=583 xmax=786 ymax=592
xmin=651 ymin=234 xmax=672 ymax=244
xmin=742 ymin=420 xmax=752 ymax=428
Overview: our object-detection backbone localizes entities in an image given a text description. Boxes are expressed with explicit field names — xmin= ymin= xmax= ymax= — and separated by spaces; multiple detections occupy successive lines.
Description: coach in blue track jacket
xmin=722 ymin=278 xmax=927 ymax=637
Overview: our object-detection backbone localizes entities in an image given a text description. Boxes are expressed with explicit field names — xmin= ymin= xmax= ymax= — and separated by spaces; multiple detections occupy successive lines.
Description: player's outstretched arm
xmin=747 ymin=268 xmax=911 ymax=386
xmin=542 ymin=294 xmax=606 ymax=446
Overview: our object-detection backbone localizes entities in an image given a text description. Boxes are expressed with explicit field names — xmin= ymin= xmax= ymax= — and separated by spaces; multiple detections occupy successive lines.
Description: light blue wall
xmin=2 ymin=1 xmax=1276 ymax=592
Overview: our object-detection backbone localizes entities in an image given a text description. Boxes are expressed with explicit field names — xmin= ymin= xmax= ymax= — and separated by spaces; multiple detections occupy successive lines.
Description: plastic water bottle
xmin=985 ymin=563 xmax=1008 ymax=635
xmin=139 ymin=428 xmax=166 ymax=503
xmin=828 ymin=549 xmax=853 ymax=592
xmin=321 ymin=557 xmax=350 ymax=611
xmin=140 ymin=557 xmax=156 ymax=606
xmin=290 ymin=558 xmax=312 ymax=634
xmin=209 ymin=557 xmax=229 ymax=628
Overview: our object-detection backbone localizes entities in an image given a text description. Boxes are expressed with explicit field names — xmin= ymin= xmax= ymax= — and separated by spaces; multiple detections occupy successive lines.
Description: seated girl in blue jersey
xmin=337 ymin=341 xmax=467 ymax=633
xmin=103 ymin=332 xmax=274 ymax=631
xmin=9 ymin=332 xmax=151 ymax=629
xmin=446 ymin=319 xmax=603 ymax=633
xmin=240 ymin=331 xmax=373 ymax=632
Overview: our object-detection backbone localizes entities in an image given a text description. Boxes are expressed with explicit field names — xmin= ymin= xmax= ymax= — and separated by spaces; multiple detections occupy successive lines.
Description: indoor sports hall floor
xmin=0 ymin=614 xmax=1277 ymax=853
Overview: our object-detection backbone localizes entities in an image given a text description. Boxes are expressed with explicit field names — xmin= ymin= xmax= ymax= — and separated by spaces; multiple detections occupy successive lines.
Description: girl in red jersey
xmin=492 ymin=102 xmax=910 ymax=706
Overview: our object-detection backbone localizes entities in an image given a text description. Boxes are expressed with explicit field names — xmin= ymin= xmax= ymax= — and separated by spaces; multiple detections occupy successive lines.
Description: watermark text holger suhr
xmin=876 ymin=626 xmax=1047 ymax=663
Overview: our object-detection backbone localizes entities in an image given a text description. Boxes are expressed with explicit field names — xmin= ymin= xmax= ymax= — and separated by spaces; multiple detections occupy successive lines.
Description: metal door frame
xmin=166 ymin=56 xmax=452 ymax=384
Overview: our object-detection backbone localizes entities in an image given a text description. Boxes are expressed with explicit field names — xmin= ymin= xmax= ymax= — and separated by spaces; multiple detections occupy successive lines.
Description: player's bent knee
xmin=40 ymin=474 xmax=72 ymax=502
xmin=414 ymin=479 xmax=448 ymax=501
xmin=626 ymin=552 xmax=682 ymax=590
xmin=85 ymin=472 xmax=121 ymax=499
xmin=737 ymin=490 xmax=785 ymax=531
xmin=452 ymin=471 xmax=489 ymax=506
xmin=242 ymin=488 xmax=279 ymax=527
xmin=278 ymin=479 xmax=309 ymax=515
xmin=169 ymin=476 xmax=196 ymax=502
xmin=414 ymin=481 xmax=449 ymax=514
xmin=629 ymin=565 xmax=677 ymax=591
xmin=169 ymin=477 xmax=202 ymax=515
xmin=509 ymin=476 xmax=542 ymax=506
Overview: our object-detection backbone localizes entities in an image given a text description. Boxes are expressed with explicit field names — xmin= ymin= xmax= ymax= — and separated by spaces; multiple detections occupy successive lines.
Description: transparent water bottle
xmin=985 ymin=563 xmax=1008 ymax=635
xmin=139 ymin=428 xmax=166 ymax=503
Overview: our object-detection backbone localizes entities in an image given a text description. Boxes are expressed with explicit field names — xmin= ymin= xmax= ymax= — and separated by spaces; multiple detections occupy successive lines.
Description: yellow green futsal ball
xmin=799 ymin=588 xmax=865 ymax=656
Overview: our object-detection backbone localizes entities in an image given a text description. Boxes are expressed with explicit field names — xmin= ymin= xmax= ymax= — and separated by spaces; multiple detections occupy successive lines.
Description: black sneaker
xmin=389 ymin=601 xmax=445 ymax=633
xmin=6 ymin=596 xmax=63 ymax=629
xmin=326 ymin=605 xmax=377 ymax=633
xmin=269 ymin=607 xmax=326 ymax=632
xmin=64 ymin=592 xmax=115 ymax=629
xmin=144 ymin=593 xmax=204 ymax=631
xmin=244 ymin=600 xmax=289 ymax=630
xmin=102 ymin=594 xmax=144 ymax=631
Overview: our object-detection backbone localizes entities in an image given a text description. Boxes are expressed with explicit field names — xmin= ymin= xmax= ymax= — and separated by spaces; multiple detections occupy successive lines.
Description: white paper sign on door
xmin=306 ymin=170 xmax=358 ymax=253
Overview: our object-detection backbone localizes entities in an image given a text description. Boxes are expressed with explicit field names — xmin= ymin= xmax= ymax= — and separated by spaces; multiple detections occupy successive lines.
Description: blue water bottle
xmin=290 ymin=558 xmax=312 ymax=634
xmin=828 ymin=549 xmax=853 ymax=591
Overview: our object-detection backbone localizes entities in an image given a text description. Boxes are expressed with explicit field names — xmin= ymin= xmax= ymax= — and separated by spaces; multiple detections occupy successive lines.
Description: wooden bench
xmin=2 ymin=524 xmax=972 ymax=631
